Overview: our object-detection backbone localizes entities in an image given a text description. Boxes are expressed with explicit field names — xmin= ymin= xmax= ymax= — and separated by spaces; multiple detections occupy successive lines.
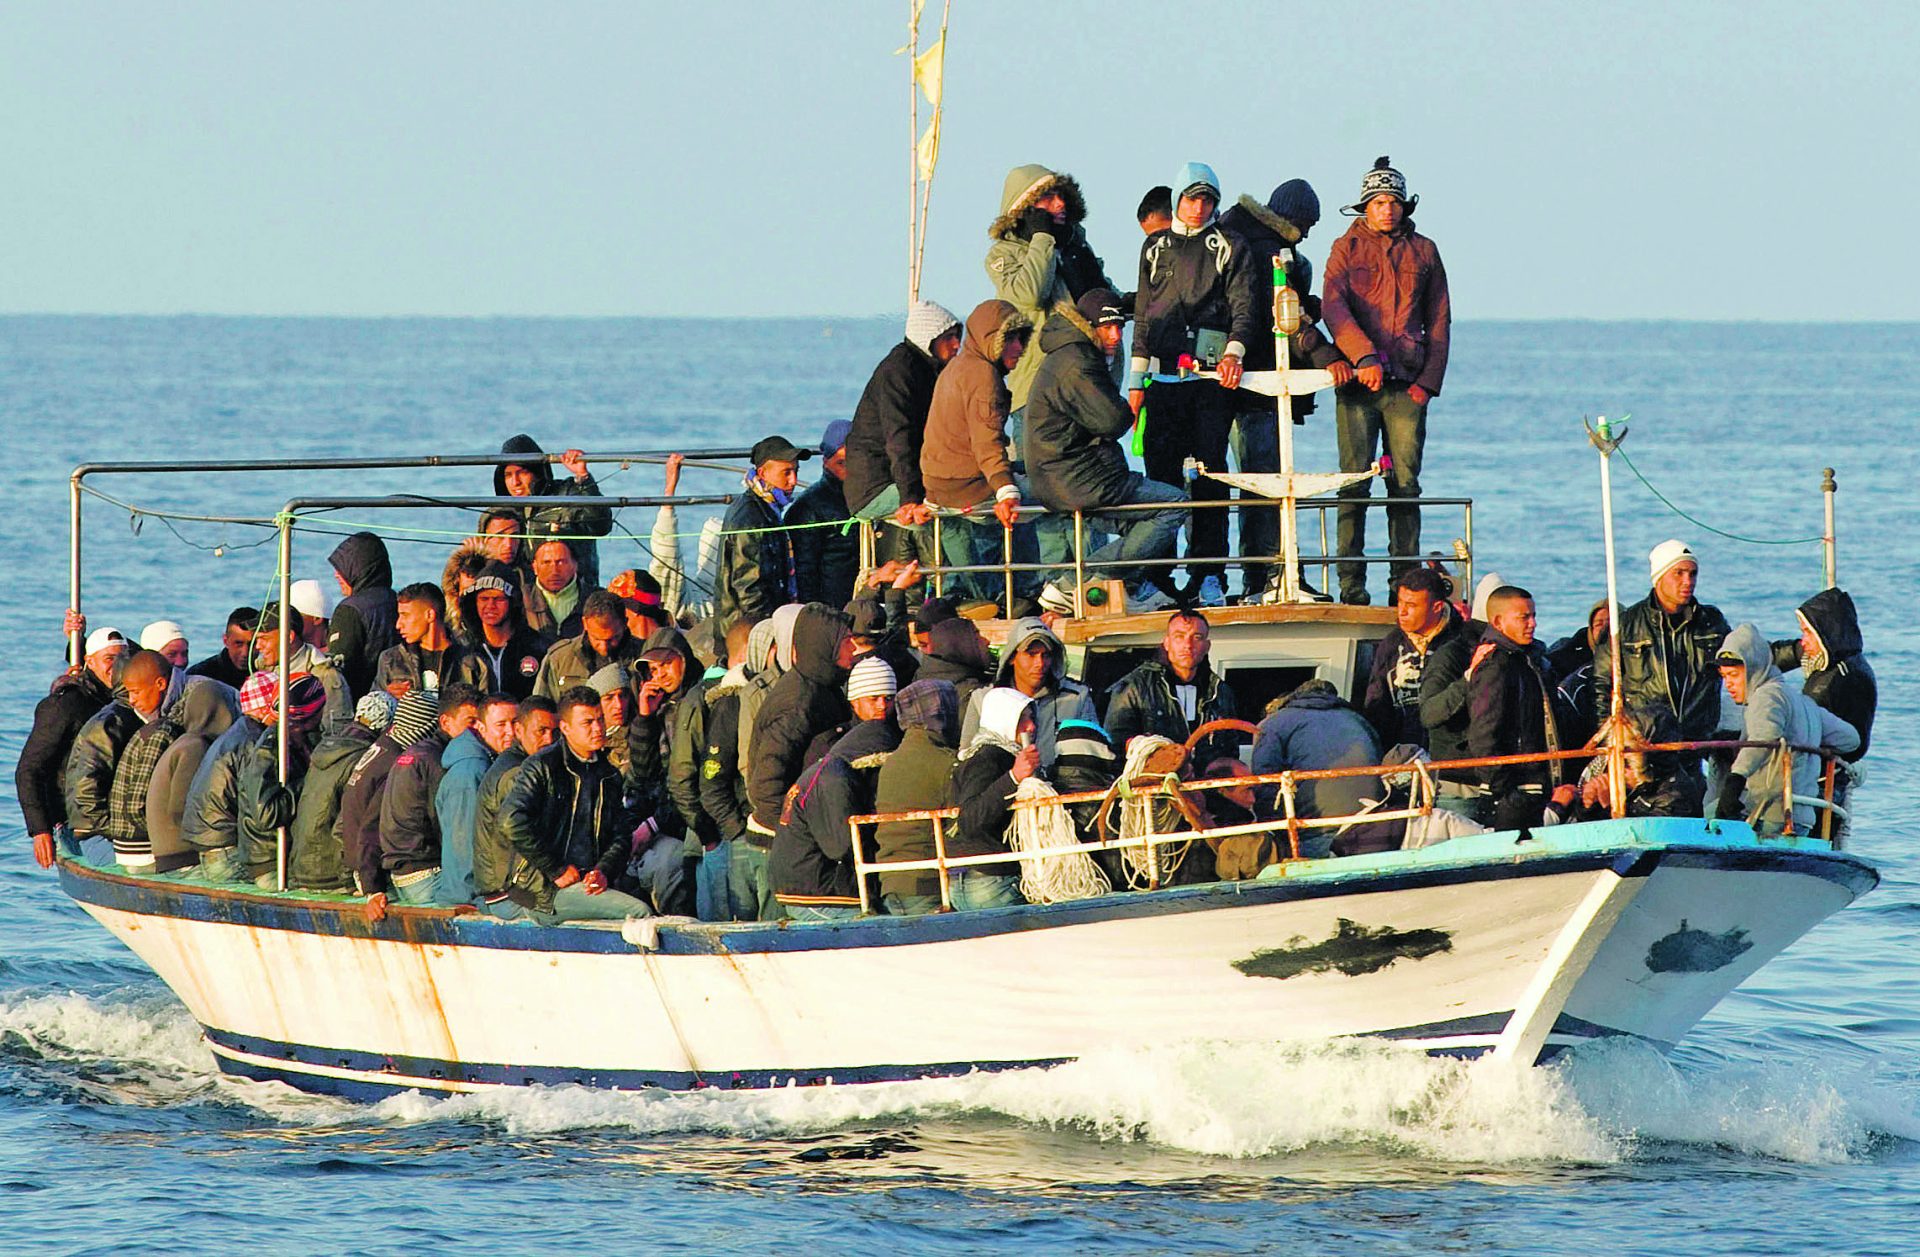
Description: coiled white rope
xmin=1007 ymin=776 xmax=1111 ymax=904
xmin=1115 ymin=735 xmax=1192 ymax=887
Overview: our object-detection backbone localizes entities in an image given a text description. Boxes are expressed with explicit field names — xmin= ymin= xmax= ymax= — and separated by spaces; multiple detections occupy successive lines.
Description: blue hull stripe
xmin=58 ymin=822 xmax=1877 ymax=959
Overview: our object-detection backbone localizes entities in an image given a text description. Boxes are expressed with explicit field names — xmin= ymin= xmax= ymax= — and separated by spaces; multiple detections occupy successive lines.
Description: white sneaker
xmin=1128 ymin=584 xmax=1177 ymax=613
xmin=1195 ymin=576 xmax=1228 ymax=607
xmin=1037 ymin=581 xmax=1078 ymax=617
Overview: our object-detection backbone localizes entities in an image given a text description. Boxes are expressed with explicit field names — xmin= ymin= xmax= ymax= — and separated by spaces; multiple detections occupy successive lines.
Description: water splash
xmin=3 ymin=989 xmax=1912 ymax=1167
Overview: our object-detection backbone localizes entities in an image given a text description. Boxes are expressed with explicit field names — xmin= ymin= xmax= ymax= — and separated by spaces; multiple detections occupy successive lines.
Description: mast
xmin=904 ymin=0 xmax=950 ymax=303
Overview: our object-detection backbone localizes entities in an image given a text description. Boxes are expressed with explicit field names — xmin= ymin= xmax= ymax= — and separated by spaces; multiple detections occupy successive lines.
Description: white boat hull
xmin=61 ymin=820 xmax=1873 ymax=1099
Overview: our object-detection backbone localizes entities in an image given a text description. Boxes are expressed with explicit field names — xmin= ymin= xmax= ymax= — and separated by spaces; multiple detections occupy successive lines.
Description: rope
xmin=1616 ymin=447 xmax=1823 ymax=546
xmin=1007 ymin=777 xmax=1110 ymax=904
xmin=1114 ymin=735 xmax=1191 ymax=887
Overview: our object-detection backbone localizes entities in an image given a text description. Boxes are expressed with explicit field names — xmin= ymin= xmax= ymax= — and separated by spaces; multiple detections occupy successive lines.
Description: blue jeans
xmin=786 ymin=904 xmax=863 ymax=923
xmin=390 ymin=867 xmax=445 ymax=906
xmin=485 ymin=884 xmax=651 ymax=923
xmin=57 ymin=829 xmax=118 ymax=870
xmin=1336 ymin=386 xmax=1427 ymax=597
xmin=883 ymin=892 xmax=943 ymax=917
xmin=950 ymin=869 xmax=1023 ymax=911
xmin=936 ymin=475 xmax=1069 ymax=604
xmin=729 ymin=840 xmax=780 ymax=921
xmin=695 ymin=840 xmax=738 ymax=922
xmin=632 ymin=835 xmax=693 ymax=916
xmin=183 ymin=846 xmax=245 ymax=883
xmin=1074 ymin=474 xmax=1189 ymax=594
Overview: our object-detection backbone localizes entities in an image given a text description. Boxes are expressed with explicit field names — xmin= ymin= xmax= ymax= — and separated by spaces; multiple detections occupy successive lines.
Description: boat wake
xmin=3 ymin=989 xmax=1914 ymax=1167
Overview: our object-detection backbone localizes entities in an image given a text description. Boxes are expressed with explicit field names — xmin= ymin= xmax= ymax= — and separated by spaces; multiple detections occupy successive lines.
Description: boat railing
xmin=845 ymin=738 xmax=1851 ymax=915
xmin=856 ymin=493 xmax=1474 ymax=617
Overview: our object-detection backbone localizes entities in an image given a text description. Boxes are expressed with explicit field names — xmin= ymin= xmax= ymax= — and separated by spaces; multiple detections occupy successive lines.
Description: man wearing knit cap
xmin=1218 ymin=179 xmax=1356 ymax=597
xmin=140 ymin=621 xmax=190 ymax=669
xmin=460 ymin=562 xmax=550 ymax=701
xmin=1324 ymin=156 xmax=1452 ymax=606
xmin=1128 ymin=161 xmax=1259 ymax=606
xmin=846 ymin=301 xmax=964 ymax=572
xmin=788 ymin=418 xmax=860 ymax=608
xmin=338 ymin=687 xmax=439 ymax=905
xmin=846 ymin=655 xmax=898 ymax=722
xmin=1594 ymin=540 xmax=1733 ymax=747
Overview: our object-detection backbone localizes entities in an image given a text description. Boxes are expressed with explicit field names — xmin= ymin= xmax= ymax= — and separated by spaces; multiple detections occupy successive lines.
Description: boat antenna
xmin=902 ymin=0 xmax=952 ymax=303
xmin=1586 ymin=414 xmax=1630 ymax=819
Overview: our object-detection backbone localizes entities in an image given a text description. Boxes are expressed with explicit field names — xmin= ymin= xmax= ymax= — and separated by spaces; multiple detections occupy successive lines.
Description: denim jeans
xmin=390 ymin=867 xmax=445 ymax=907
xmin=935 ymin=475 xmax=1068 ymax=605
xmin=1335 ymin=385 xmax=1427 ymax=599
xmin=183 ymin=845 xmax=246 ymax=883
xmin=58 ymin=830 xmax=119 ymax=870
xmin=786 ymin=904 xmax=863 ymax=923
xmin=949 ymin=869 xmax=1023 ymax=911
xmin=695 ymin=840 xmax=738 ymax=922
xmin=854 ymin=483 xmax=939 ymax=570
xmin=1072 ymin=474 xmax=1189 ymax=594
xmin=632 ymin=835 xmax=693 ymax=917
xmin=729 ymin=840 xmax=780 ymax=921
xmin=882 ymin=891 xmax=944 ymax=917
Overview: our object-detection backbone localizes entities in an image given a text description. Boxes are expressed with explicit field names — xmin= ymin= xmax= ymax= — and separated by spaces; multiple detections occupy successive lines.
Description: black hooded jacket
xmin=746 ymin=604 xmax=851 ymax=836
xmin=787 ymin=472 xmax=858 ymax=608
xmin=915 ymin=620 xmax=994 ymax=714
xmin=1216 ymin=196 xmax=1344 ymax=416
xmin=494 ymin=434 xmax=615 ymax=588
xmin=458 ymin=561 xmax=552 ymax=700
xmin=379 ymin=728 xmax=452 ymax=876
xmin=327 ymin=532 xmax=399 ymax=699
xmin=16 ymin=669 xmax=111 ymax=835
xmin=1132 ymin=219 xmax=1259 ymax=373
xmin=1772 ymin=587 xmax=1876 ymax=762
xmin=772 ymin=716 xmax=900 ymax=906
xmin=844 ymin=340 xmax=941 ymax=513
xmin=626 ymin=626 xmax=705 ymax=838
xmin=1022 ymin=308 xmax=1138 ymax=512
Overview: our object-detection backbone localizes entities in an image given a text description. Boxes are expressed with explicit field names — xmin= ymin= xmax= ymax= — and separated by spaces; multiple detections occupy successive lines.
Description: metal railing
xmin=858 ymin=494 xmax=1474 ymax=617
xmin=846 ymin=738 xmax=1849 ymax=915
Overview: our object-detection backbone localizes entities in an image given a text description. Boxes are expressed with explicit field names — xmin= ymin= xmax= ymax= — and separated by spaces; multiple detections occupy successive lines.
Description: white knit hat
xmin=139 ymin=620 xmax=186 ymax=651
xmin=847 ymin=656 xmax=898 ymax=702
xmin=290 ymin=578 xmax=335 ymax=620
xmin=1648 ymin=539 xmax=1697 ymax=585
xmin=905 ymin=300 xmax=961 ymax=355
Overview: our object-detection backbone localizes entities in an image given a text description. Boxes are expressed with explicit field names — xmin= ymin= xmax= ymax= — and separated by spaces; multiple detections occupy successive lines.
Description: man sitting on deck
xmin=1713 ymin=625 xmax=1859 ymax=837
xmin=375 ymin=584 xmax=489 ymax=697
xmin=473 ymin=696 xmax=557 ymax=915
xmin=375 ymin=683 xmax=483 ymax=908
xmin=187 ymin=607 xmax=256 ymax=690
xmin=1104 ymin=610 xmax=1240 ymax=767
xmin=18 ymin=626 xmax=126 ymax=868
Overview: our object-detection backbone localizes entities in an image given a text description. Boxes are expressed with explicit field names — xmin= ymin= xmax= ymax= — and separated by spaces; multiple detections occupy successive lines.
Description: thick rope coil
xmin=1114 ymin=735 xmax=1192 ymax=887
xmin=1007 ymin=777 xmax=1110 ymax=904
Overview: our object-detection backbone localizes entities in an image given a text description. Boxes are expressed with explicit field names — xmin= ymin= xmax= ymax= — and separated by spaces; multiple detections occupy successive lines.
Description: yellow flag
xmin=895 ymin=0 xmax=928 ymax=54
xmin=913 ymin=35 xmax=944 ymax=107
xmin=916 ymin=114 xmax=942 ymax=184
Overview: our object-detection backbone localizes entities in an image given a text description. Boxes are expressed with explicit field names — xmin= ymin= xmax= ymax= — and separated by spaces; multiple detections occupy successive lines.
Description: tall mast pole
xmin=1589 ymin=415 xmax=1629 ymax=819
xmin=907 ymin=1 xmax=921 ymax=304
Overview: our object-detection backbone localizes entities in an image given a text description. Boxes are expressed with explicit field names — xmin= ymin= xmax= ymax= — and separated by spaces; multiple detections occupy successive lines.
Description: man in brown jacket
xmin=920 ymin=299 xmax=1036 ymax=605
xmin=1322 ymin=156 xmax=1451 ymax=606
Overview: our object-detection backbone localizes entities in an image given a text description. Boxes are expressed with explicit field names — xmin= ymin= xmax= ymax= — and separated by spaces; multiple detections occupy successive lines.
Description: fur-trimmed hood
xmin=988 ymin=165 xmax=1087 ymax=241
xmin=1228 ymin=193 xmax=1305 ymax=247
xmin=961 ymin=299 xmax=1032 ymax=369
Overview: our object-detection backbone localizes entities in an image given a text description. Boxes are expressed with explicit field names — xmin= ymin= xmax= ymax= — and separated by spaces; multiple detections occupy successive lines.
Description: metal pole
xmin=1273 ymin=252 xmax=1301 ymax=604
xmin=276 ymin=512 xmax=293 ymax=892
xmin=1001 ymin=516 xmax=1015 ymax=618
xmin=1073 ymin=510 xmax=1086 ymax=617
xmin=1822 ymin=467 xmax=1837 ymax=589
xmin=932 ymin=814 xmax=953 ymax=911
xmin=906 ymin=0 xmax=920 ymax=305
xmin=1591 ymin=417 xmax=1629 ymax=818
xmin=852 ymin=818 xmax=872 ymax=915
xmin=68 ymin=472 xmax=84 ymax=667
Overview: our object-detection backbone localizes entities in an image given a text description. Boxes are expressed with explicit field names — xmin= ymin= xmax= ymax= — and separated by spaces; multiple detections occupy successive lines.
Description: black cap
xmin=910 ymin=596 xmax=959 ymax=631
xmin=750 ymin=435 xmax=812 ymax=466
xmin=845 ymin=596 xmax=888 ymax=637
xmin=1075 ymin=287 xmax=1126 ymax=327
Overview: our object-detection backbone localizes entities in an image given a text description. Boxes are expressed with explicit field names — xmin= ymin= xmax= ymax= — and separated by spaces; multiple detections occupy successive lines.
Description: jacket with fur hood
xmin=921 ymin=300 xmax=1033 ymax=510
xmin=1323 ymin=214 xmax=1451 ymax=396
xmin=745 ymin=604 xmax=851 ymax=837
xmin=1021 ymin=306 xmax=1143 ymax=513
xmin=959 ymin=617 xmax=1095 ymax=767
xmin=493 ymin=434 xmax=615 ymax=588
xmin=1771 ymin=587 xmax=1875 ymax=761
xmin=326 ymin=532 xmax=399 ymax=699
xmin=1721 ymin=624 xmax=1859 ymax=834
xmin=1216 ymin=195 xmax=1345 ymax=416
xmin=146 ymin=679 xmax=239 ymax=869
xmin=985 ymin=165 xmax=1116 ymax=410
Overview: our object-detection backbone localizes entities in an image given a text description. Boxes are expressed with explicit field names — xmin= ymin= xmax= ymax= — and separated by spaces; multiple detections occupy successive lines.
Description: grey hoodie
xmin=1720 ymin=624 xmax=1858 ymax=833
xmin=146 ymin=678 xmax=241 ymax=868
xmin=958 ymin=617 xmax=1096 ymax=766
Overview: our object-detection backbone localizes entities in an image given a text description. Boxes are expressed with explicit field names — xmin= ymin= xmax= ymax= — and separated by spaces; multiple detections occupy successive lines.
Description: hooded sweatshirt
xmin=1022 ymin=306 xmax=1141 ymax=513
xmin=459 ymin=560 xmax=553 ymax=700
xmin=844 ymin=309 xmax=956 ymax=513
xmin=494 ymin=433 xmax=615 ymax=588
xmin=1773 ymin=588 xmax=1876 ymax=761
xmin=959 ymin=618 xmax=1095 ymax=767
xmin=952 ymin=687 xmax=1034 ymax=869
xmin=984 ymin=165 xmax=1115 ymax=410
xmin=916 ymin=618 xmax=995 ymax=714
xmin=1216 ymin=192 xmax=1344 ymax=416
xmin=1251 ymin=681 xmax=1382 ymax=851
xmin=288 ymin=719 xmax=380 ymax=890
xmin=626 ymin=626 xmax=707 ymax=839
xmin=746 ymin=604 xmax=852 ymax=836
xmin=326 ymin=532 xmax=399 ymax=698
xmin=1130 ymin=162 xmax=1259 ymax=384
xmin=872 ymin=680 xmax=960 ymax=900
xmin=921 ymin=300 xmax=1033 ymax=511
xmin=772 ymin=715 xmax=901 ymax=907
xmin=1721 ymin=624 xmax=1859 ymax=833
xmin=433 ymin=727 xmax=496 ymax=901
xmin=146 ymin=678 xmax=239 ymax=869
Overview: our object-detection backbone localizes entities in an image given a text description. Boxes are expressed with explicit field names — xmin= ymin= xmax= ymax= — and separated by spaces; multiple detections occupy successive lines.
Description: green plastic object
xmin=1131 ymin=380 xmax=1149 ymax=456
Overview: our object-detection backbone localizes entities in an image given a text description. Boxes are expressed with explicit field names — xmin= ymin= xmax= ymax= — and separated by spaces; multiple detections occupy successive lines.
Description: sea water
xmin=1 ymin=316 xmax=1916 ymax=1254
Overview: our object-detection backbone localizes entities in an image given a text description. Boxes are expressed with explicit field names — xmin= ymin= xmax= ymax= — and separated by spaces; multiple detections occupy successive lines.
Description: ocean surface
xmin=1 ymin=316 xmax=1916 ymax=1255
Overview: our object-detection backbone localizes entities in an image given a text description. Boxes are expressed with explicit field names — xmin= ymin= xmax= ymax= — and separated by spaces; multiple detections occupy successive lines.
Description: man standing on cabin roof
xmin=845 ymin=302 xmax=963 ymax=577
xmin=1218 ymin=179 xmax=1356 ymax=599
xmin=19 ymin=627 xmax=127 ymax=869
xmin=1023 ymin=288 xmax=1186 ymax=616
xmin=493 ymin=435 xmax=615 ymax=588
xmin=1128 ymin=162 xmax=1259 ymax=607
xmin=1593 ymin=540 xmax=1733 ymax=747
xmin=375 ymin=583 xmax=489 ymax=697
xmin=1323 ymin=156 xmax=1452 ymax=606
xmin=188 ymin=608 xmax=256 ymax=689
xmin=715 ymin=435 xmax=809 ymax=630
xmin=1136 ymin=186 xmax=1173 ymax=237
xmin=1103 ymin=609 xmax=1240 ymax=767
xmin=327 ymin=531 xmax=399 ymax=699
xmin=787 ymin=419 xmax=860 ymax=608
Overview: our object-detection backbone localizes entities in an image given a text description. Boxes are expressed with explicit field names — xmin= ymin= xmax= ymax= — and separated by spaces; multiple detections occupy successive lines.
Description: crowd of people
xmin=12 ymin=156 xmax=1878 ymax=925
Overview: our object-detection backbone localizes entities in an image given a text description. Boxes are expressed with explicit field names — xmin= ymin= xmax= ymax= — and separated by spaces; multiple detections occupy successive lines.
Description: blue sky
xmin=2 ymin=1 xmax=1913 ymax=319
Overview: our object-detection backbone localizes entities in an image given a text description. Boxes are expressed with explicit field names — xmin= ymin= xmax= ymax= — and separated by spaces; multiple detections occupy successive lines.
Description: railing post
xmin=275 ymin=510 xmax=293 ymax=891
xmin=1280 ymin=772 xmax=1302 ymax=860
xmin=932 ymin=814 xmax=953 ymax=911
xmin=1073 ymin=509 xmax=1086 ymax=617
xmin=1820 ymin=757 xmax=1837 ymax=843
xmin=1001 ymin=514 xmax=1015 ymax=618
xmin=931 ymin=514 xmax=945 ymax=598
xmin=1779 ymin=740 xmax=1796 ymax=837
xmin=1821 ymin=467 xmax=1838 ymax=589
xmin=68 ymin=472 xmax=85 ymax=667
xmin=850 ymin=818 xmax=872 ymax=915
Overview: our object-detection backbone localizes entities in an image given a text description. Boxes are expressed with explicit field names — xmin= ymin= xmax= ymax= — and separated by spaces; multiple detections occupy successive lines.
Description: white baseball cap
xmin=139 ymin=620 xmax=187 ymax=651
xmin=84 ymin=626 xmax=127 ymax=656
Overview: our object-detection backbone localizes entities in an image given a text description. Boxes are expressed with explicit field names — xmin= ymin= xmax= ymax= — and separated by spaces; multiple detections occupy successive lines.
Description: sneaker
xmin=1195 ymin=576 xmax=1229 ymax=608
xmin=1339 ymin=588 xmax=1372 ymax=606
xmin=1128 ymin=583 xmax=1177 ymax=613
xmin=1037 ymin=581 xmax=1077 ymax=617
